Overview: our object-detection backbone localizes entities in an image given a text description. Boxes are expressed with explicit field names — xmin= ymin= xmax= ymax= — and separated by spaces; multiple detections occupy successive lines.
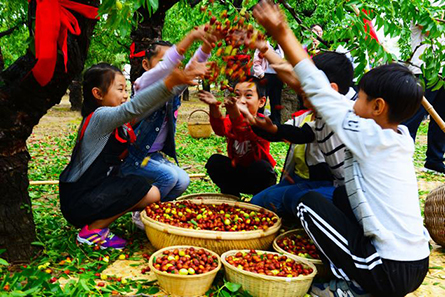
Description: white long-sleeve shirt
xmin=294 ymin=58 xmax=430 ymax=261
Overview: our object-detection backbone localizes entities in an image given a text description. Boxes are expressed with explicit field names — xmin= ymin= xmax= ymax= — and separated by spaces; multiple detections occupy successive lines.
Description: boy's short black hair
xmin=234 ymin=76 xmax=266 ymax=98
xmin=312 ymin=52 xmax=353 ymax=95
xmin=359 ymin=63 xmax=423 ymax=124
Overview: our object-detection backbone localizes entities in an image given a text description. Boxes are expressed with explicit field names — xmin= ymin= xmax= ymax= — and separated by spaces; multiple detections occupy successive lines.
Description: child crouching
xmin=199 ymin=79 xmax=277 ymax=197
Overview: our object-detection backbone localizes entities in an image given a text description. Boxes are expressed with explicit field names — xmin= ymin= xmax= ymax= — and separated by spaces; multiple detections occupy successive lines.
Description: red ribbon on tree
xmin=362 ymin=9 xmax=379 ymax=42
xmin=30 ymin=0 xmax=99 ymax=86
xmin=129 ymin=42 xmax=146 ymax=59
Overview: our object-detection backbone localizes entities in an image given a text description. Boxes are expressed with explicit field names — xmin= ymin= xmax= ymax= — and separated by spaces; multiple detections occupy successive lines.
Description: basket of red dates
xmin=274 ymin=229 xmax=332 ymax=279
xmin=148 ymin=246 xmax=221 ymax=296
xmin=221 ymin=249 xmax=316 ymax=297
xmin=141 ymin=199 xmax=281 ymax=254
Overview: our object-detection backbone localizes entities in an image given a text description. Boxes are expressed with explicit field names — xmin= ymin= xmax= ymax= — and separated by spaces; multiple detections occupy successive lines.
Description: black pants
xmin=296 ymin=187 xmax=429 ymax=297
xmin=404 ymin=79 xmax=445 ymax=165
xmin=205 ymin=154 xmax=277 ymax=197
xmin=264 ymin=73 xmax=283 ymax=124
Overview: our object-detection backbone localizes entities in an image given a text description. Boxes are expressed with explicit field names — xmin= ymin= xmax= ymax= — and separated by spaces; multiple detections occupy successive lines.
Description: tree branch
xmin=0 ymin=21 xmax=25 ymax=39
xmin=276 ymin=0 xmax=330 ymax=47
xmin=406 ymin=43 xmax=424 ymax=63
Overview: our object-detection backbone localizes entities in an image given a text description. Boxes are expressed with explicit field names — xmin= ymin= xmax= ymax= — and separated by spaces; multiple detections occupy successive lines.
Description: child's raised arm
xmin=253 ymin=38 xmax=302 ymax=93
xmin=135 ymin=26 xmax=217 ymax=93
xmin=253 ymin=0 xmax=310 ymax=67
xmin=90 ymin=60 xmax=209 ymax=137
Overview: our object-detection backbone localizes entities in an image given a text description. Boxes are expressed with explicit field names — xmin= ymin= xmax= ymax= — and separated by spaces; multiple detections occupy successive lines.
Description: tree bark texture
xmin=281 ymin=85 xmax=301 ymax=123
xmin=68 ymin=74 xmax=82 ymax=111
xmin=0 ymin=0 xmax=99 ymax=263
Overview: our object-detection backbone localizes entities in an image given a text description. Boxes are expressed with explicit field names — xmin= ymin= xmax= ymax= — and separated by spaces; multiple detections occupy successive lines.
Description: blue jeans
xmin=121 ymin=152 xmax=190 ymax=201
xmin=404 ymin=80 xmax=445 ymax=165
xmin=250 ymin=171 xmax=334 ymax=217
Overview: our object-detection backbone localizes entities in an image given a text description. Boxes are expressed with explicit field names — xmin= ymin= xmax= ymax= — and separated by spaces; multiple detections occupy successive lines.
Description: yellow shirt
xmin=292 ymin=114 xmax=314 ymax=179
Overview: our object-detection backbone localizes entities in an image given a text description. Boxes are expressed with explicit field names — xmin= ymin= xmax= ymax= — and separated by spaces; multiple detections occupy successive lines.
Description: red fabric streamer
xmin=362 ymin=9 xmax=379 ymax=42
xmin=30 ymin=0 xmax=99 ymax=86
xmin=129 ymin=42 xmax=146 ymax=59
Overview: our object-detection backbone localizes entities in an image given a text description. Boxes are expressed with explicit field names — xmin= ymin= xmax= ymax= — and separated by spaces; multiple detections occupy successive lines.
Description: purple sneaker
xmin=77 ymin=226 xmax=126 ymax=250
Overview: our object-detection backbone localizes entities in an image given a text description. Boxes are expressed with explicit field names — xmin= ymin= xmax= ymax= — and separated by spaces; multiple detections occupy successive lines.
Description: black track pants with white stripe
xmin=296 ymin=189 xmax=428 ymax=297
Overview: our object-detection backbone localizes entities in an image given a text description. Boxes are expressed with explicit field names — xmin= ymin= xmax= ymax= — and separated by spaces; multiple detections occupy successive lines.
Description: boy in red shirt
xmin=198 ymin=79 xmax=277 ymax=197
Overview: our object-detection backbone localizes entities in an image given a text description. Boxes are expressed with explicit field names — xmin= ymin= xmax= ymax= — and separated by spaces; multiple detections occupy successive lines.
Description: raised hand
xmin=238 ymin=103 xmax=256 ymax=125
xmin=252 ymin=115 xmax=278 ymax=134
xmin=198 ymin=90 xmax=220 ymax=105
xmin=224 ymin=96 xmax=238 ymax=109
xmin=253 ymin=0 xmax=288 ymax=38
xmin=165 ymin=59 xmax=209 ymax=90
xmin=192 ymin=25 xmax=218 ymax=49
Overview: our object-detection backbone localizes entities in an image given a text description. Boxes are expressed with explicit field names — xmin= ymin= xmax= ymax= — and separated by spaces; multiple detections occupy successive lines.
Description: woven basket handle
xmin=188 ymin=109 xmax=210 ymax=122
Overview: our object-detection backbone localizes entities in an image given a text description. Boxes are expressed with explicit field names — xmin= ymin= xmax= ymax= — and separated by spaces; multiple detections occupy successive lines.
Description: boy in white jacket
xmin=253 ymin=2 xmax=429 ymax=296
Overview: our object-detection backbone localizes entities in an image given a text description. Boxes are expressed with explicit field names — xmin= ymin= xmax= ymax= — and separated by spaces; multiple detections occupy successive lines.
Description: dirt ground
xmin=31 ymin=92 xmax=445 ymax=296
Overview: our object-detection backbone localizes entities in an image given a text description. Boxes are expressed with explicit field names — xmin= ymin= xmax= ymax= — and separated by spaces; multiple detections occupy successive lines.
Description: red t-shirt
xmin=210 ymin=113 xmax=276 ymax=168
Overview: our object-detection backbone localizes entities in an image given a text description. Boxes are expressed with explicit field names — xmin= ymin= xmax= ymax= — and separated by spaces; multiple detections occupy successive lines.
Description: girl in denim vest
xmin=121 ymin=27 xmax=217 ymax=229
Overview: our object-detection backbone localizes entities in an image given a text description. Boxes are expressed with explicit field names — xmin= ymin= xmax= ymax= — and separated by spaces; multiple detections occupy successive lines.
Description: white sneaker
xmin=132 ymin=211 xmax=145 ymax=230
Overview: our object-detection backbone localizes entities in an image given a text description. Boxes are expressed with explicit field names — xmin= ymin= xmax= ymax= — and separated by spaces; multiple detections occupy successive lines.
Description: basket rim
xmin=148 ymin=245 xmax=221 ymax=279
xmin=188 ymin=109 xmax=210 ymax=122
xmin=188 ymin=122 xmax=211 ymax=126
xmin=220 ymin=249 xmax=317 ymax=281
xmin=273 ymin=229 xmax=323 ymax=265
xmin=141 ymin=199 xmax=282 ymax=240
xmin=177 ymin=193 xmax=240 ymax=201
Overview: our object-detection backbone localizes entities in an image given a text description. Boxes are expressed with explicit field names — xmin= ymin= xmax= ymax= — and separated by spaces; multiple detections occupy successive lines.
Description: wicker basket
xmin=188 ymin=109 xmax=212 ymax=138
xmin=141 ymin=199 xmax=282 ymax=255
xmin=177 ymin=192 xmax=240 ymax=202
xmin=221 ymin=250 xmax=316 ymax=297
xmin=148 ymin=245 xmax=221 ymax=297
xmin=273 ymin=229 xmax=331 ymax=279
xmin=424 ymin=184 xmax=445 ymax=246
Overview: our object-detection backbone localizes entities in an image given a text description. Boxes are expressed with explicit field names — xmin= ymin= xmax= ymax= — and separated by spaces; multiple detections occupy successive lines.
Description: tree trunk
xmin=281 ymin=85 xmax=301 ymax=123
xmin=0 ymin=46 xmax=4 ymax=71
xmin=68 ymin=74 xmax=82 ymax=111
xmin=129 ymin=0 xmax=180 ymax=87
xmin=0 ymin=0 xmax=99 ymax=263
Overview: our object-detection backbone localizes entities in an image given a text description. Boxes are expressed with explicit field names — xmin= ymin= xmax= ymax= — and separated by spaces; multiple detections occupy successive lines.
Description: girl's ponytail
xmin=81 ymin=63 xmax=122 ymax=118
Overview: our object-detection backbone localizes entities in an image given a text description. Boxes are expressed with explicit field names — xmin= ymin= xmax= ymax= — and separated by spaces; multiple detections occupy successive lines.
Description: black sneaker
xmin=423 ymin=161 xmax=445 ymax=175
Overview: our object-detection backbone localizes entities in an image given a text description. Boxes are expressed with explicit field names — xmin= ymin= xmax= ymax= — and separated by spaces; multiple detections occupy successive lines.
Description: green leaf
xmin=190 ymin=219 xmax=198 ymax=227
xmin=147 ymin=0 xmax=159 ymax=13
xmin=225 ymin=282 xmax=241 ymax=293
xmin=129 ymin=263 xmax=141 ymax=267
xmin=31 ymin=241 xmax=45 ymax=247
xmin=431 ymin=80 xmax=444 ymax=92
xmin=79 ymin=279 xmax=90 ymax=292
xmin=23 ymin=287 xmax=40 ymax=295
xmin=148 ymin=286 xmax=160 ymax=294
xmin=221 ymin=290 xmax=231 ymax=297
xmin=0 ymin=258 xmax=9 ymax=266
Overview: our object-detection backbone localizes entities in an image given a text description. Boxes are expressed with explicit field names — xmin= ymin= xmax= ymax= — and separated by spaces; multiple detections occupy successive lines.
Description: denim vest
xmin=125 ymin=95 xmax=181 ymax=166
